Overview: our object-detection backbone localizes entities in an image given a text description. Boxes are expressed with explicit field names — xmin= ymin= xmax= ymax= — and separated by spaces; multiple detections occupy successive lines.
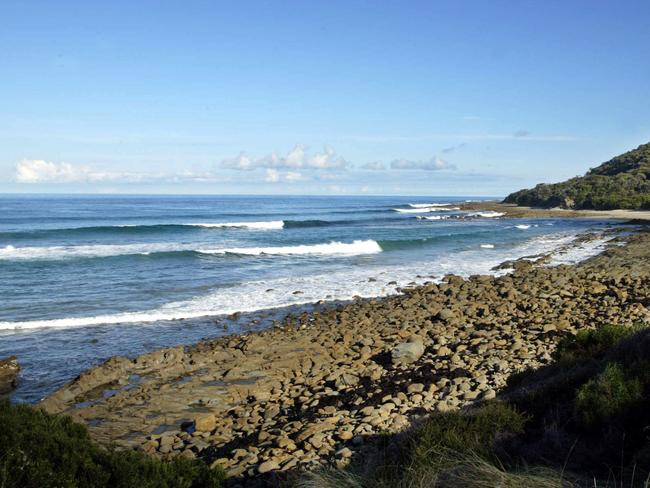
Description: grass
xmin=0 ymin=399 xmax=224 ymax=488
xmin=405 ymin=402 xmax=526 ymax=471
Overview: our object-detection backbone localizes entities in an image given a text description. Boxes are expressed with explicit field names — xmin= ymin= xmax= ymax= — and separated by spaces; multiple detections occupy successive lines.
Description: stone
xmin=335 ymin=373 xmax=359 ymax=388
xmin=336 ymin=447 xmax=353 ymax=458
xmin=437 ymin=309 xmax=455 ymax=321
xmin=482 ymin=389 xmax=496 ymax=400
xmin=337 ymin=428 xmax=354 ymax=440
xmin=258 ymin=459 xmax=280 ymax=473
xmin=0 ymin=356 xmax=19 ymax=395
xmin=391 ymin=337 xmax=425 ymax=365
xmin=193 ymin=414 xmax=217 ymax=433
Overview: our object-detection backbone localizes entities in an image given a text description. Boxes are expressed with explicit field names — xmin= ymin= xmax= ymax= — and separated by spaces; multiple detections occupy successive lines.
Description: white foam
xmin=191 ymin=221 xmax=284 ymax=230
xmin=0 ymin=243 xmax=194 ymax=260
xmin=0 ymin=239 xmax=382 ymax=261
xmin=197 ymin=240 xmax=382 ymax=256
xmin=408 ymin=203 xmax=453 ymax=208
xmin=547 ymin=237 xmax=611 ymax=266
xmin=0 ymin=230 xmax=611 ymax=332
xmin=515 ymin=224 xmax=531 ymax=230
xmin=466 ymin=211 xmax=505 ymax=218
xmin=394 ymin=207 xmax=460 ymax=214
xmin=480 ymin=244 xmax=495 ymax=249
xmin=417 ymin=215 xmax=450 ymax=221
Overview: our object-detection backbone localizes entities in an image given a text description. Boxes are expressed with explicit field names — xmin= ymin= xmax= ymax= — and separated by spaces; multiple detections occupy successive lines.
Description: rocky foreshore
xmin=41 ymin=229 xmax=650 ymax=486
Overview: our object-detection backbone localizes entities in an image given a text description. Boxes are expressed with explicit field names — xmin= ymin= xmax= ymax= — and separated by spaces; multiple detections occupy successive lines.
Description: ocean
xmin=0 ymin=195 xmax=612 ymax=402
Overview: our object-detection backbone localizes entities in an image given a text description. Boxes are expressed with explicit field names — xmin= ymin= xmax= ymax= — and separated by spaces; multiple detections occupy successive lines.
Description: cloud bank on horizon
xmin=15 ymin=159 xmax=228 ymax=185
xmin=13 ymin=143 xmax=459 ymax=190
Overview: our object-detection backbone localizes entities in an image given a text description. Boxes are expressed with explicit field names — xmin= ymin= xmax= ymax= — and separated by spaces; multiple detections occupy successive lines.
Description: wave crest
xmin=198 ymin=240 xmax=382 ymax=256
xmin=394 ymin=207 xmax=460 ymax=214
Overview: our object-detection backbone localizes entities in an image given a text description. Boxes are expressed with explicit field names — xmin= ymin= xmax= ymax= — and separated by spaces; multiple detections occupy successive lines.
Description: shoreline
xmin=39 ymin=226 xmax=650 ymax=483
xmin=7 ymin=215 xmax=615 ymax=403
xmin=459 ymin=201 xmax=650 ymax=220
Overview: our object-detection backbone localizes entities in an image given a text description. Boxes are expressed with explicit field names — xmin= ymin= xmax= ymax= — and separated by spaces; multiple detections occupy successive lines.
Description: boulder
xmin=258 ymin=459 xmax=280 ymax=473
xmin=193 ymin=413 xmax=217 ymax=432
xmin=0 ymin=356 xmax=19 ymax=395
xmin=437 ymin=309 xmax=455 ymax=321
xmin=391 ymin=337 xmax=425 ymax=365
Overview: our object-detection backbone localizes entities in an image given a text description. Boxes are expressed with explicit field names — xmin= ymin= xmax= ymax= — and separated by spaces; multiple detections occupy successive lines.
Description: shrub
xmin=0 ymin=399 xmax=224 ymax=488
xmin=555 ymin=324 xmax=644 ymax=362
xmin=406 ymin=402 xmax=527 ymax=471
xmin=575 ymin=362 xmax=643 ymax=427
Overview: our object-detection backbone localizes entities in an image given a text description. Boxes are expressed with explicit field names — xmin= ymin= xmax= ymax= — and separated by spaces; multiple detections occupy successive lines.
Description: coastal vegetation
xmin=301 ymin=324 xmax=650 ymax=487
xmin=0 ymin=399 xmax=224 ymax=488
xmin=504 ymin=142 xmax=650 ymax=210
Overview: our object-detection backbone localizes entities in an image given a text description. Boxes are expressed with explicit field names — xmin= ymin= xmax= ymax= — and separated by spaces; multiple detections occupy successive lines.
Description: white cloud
xmin=222 ymin=144 xmax=350 ymax=171
xmin=264 ymin=169 xmax=309 ymax=183
xmin=14 ymin=159 xmax=227 ymax=184
xmin=264 ymin=169 xmax=280 ymax=183
xmin=360 ymin=161 xmax=386 ymax=171
xmin=221 ymin=152 xmax=255 ymax=170
xmin=390 ymin=156 xmax=456 ymax=171
xmin=16 ymin=159 xmax=91 ymax=183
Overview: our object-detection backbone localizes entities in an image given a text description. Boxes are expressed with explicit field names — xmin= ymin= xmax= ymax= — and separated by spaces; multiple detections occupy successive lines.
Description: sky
xmin=1 ymin=0 xmax=649 ymax=196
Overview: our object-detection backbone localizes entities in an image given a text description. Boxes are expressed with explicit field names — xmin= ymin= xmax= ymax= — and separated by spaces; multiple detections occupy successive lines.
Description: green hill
xmin=503 ymin=142 xmax=650 ymax=210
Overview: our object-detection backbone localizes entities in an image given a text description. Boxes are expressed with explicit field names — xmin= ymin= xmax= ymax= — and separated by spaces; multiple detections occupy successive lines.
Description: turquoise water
xmin=0 ymin=195 xmax=611 ymax=402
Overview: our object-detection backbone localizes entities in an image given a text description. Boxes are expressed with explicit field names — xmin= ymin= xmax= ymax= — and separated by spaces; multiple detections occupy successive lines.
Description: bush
xmin=555 ymin=324 xmax=643 ymax=362
xmin=0 ymin=399 xmax=224 ymax=488
xmin=406 ymin=402 xmax=527 ymax=471
xmin=575 ymin=363 xmax=643 ymax=427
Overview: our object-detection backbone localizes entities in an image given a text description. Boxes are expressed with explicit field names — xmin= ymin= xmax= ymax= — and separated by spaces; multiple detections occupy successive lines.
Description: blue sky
xmin=1 ymin=0 xmax=649 ymax=196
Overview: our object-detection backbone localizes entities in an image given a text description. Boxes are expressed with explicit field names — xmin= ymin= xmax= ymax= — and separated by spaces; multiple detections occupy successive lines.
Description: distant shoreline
xmin=459 ymin=200 xmax=650 ymax=221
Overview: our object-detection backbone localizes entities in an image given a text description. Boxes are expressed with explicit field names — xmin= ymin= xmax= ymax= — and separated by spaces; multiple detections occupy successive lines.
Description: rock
xmin=437 ymin=309 xmax=455 ymax=321
xmin=337 ymin=428 xmax=354 ymax=440
xmin=193 ymin=413 xmax=216 ymax=432
xmin=258 ymin=459 xmax=280 ymax=473
xmin=0 ymin=356 xmax=19 ymax=395
xmin=391 ymin=337 xmax=425 ymax=365
xmin=335 ymin=447 xmax=353 ymax=458
xmin=482 ymin=389 xmax=496 ymax=400
xmin=407 ymin=383 xmax=424 ymax=394
xmin=335 ymin=373 xmax=359 ymax=388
